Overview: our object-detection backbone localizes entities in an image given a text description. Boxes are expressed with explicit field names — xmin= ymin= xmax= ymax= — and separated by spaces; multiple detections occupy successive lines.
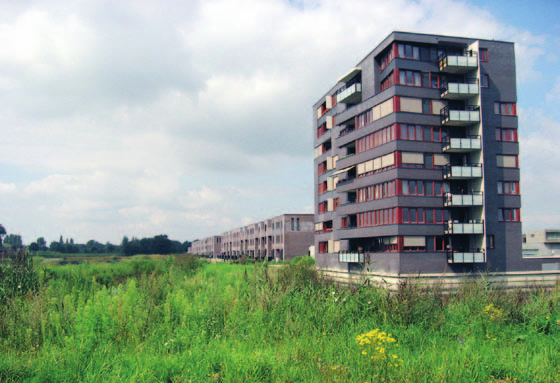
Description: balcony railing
xmin=444 ymin=192 xmax=484 ymax=207
xmin=443 ymin=136 xmax=481 ymax=152
xmin=336 ymin=83 xmax=362 ymax=104
xmin=445 ymin=220 xmax=484 ymax=235
xmin=443 ymin=164 xmax=482 ymax=179
xmin=339 ymin=126 xmax=355 ymax=137
xmin=339 ymin=251 xmax=365 ymax=263
xmin=441 ymin=105 xmax=480 ymax=126
xmin=441 ymin=78 xmax=479 ymax=99
xmin=335 ymin=177 xmax=355 ymax=187
xmin=447 ymin=250 xmax=485 ymax=263
xmin=439 ymin=50 xmax=478 ymax=73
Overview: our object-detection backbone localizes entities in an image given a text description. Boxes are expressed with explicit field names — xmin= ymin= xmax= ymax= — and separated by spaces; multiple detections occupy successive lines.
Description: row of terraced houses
xmin=189 ymin=214 xmax=314 ymax=261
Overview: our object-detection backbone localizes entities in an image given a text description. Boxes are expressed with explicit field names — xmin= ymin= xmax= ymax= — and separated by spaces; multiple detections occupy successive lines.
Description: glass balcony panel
xmin=473 ymin=195 xmax=483 ymax=205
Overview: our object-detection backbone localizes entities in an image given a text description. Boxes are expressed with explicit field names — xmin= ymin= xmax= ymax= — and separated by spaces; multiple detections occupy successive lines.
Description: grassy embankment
xmin=0 ymin=254 xmax=558 ymax=382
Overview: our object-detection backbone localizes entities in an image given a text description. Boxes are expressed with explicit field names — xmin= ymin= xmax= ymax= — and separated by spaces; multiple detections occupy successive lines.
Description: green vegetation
xmin=0 ymin=255 xmax=558 ymax=382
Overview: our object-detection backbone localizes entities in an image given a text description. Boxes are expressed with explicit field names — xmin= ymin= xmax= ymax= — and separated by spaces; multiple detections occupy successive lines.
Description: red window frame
xmin=479 ymin=48 xmax=489 ymax=62
xmin=499 ymin=208 xmax=520 ymax=222
xmin=494 ymin=102 xmax=517 ymax=116
xmin=497 ymin=181 xmax=519 ymax=195
xmin=495 ymin=128 xmax=517 ymax=142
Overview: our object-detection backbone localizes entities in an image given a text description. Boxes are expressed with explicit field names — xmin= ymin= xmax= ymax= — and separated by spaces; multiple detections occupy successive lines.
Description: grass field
xmin=0 ymin=254 xmax=558 ymax=382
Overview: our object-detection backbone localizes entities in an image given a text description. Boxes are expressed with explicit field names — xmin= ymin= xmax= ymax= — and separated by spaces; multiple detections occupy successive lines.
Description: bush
xmin=289 ymin=255 xmax=315 ymax=267
xmin=0 ymin=249 xmax=39 ymax=303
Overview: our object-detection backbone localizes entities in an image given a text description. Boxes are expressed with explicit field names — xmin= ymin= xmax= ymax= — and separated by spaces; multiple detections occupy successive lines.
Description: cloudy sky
xmin=0 ymin=0 xmax=559 ymax=245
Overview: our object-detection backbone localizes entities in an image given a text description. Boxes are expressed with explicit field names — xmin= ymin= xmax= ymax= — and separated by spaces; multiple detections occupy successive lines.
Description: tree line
xmin=0 ymin=225 xmax=191 ymax=256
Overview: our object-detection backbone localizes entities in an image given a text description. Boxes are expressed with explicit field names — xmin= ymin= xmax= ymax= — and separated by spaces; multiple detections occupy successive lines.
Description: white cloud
xmin=0 ymin=0 xmax=553 ymax=243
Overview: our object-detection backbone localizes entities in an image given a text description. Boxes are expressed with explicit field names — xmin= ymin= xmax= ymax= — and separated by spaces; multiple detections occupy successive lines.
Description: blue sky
xmin=0 ymin=0 xmax=559 ymax=244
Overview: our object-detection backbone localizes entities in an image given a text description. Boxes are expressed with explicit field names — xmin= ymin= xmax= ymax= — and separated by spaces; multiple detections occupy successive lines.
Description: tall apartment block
xmin=189 ymin=214 xmax=314 ymax=261
xmin=313 ymin=31 xmax=551 ymax=279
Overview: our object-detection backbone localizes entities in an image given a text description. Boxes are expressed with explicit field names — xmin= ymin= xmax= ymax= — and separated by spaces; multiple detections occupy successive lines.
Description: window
xmin=499 ymin=208 xmax=520 ymax=222
xmin=397 ymin=44 xmax=420 ymax=59
xmin=355 ymin=109 xmax=373 ymax=129
xmin=357 ymin=208 xmax=396 ymax=227
xmin=297 ymin=218 xmax=300 ymax=231
xmin=379 ymin=44 xmax=395 ymax=72
xmin=497 ymin=155 xmax=518 ymax=168
xmin=317 ymin=123 xmax=327 ymax=138
xmin=356 ymin=125 xmax=396 ymax=153
xmin=318 ymin=241 xmax=328 ymax=253
xmin=356 ymin=181 xmax=396 ymax=202
xmin=291 ymin=218 xmax=295 ymax=230
xmin=318 ymin=201 xmax=327 ymax=214
xmin=495 ymin=128 xmax=517 ymax=142
xmin=479 ymin=48 xmax=489 ymax=62
xmin=480 ymin=74 xmax=489 ymax=88
xmin=403 ymin=208 xmax=446 ymax=224
xmin=318 ymin=161 xmax=326 ymax=176
xmin=494 ymin=102 xmax=516 ymax=116
xmin=487 ymin=235 xmax=495 ymax=249
xmin=498 ymin=181 xmax=519 ymax=194
xmin=398 ymin=70 xmax=421 ymax=86
xmin=380 ymin=71 xmax=395 ymax=91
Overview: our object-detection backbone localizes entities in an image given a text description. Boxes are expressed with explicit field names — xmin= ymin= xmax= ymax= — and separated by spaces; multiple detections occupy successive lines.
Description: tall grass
xmin=0 ymin=256 xmax=558 ymax=382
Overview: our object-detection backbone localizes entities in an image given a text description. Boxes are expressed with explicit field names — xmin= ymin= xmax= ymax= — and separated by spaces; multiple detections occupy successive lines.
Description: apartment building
xmin=523 ymin=230 xmax=560 ymax=268
xmin=313 ymin=31 xmax=552 ymax=278
xmin=189 ymin=214 xmax=314 ymax=261
xmin=189 ymin=236 xmax=221 ymax=259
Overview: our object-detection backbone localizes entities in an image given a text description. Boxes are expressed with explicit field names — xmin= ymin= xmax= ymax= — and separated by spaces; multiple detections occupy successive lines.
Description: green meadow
xmin=0 ymin=253 xmax=558 ymax=382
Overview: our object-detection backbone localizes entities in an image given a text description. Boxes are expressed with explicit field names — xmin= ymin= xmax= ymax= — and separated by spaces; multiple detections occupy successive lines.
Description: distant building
xmin=189 ymin=213 xmax=314 ymax=261
xmin=313 ymin=31 xmax=555 ymax=282
xmin=523 ymin=230 xmax=560 ymax=270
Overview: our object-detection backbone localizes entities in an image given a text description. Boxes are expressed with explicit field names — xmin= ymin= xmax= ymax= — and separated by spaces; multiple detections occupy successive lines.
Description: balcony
xmin=448 ymin=251 xmax=485 ymax=264
xmin=444 ymin=192 xmax=484 ymax=207
xmin=443 ymin=164 xmax=482 ymax=179
xmin=336 ymin=83 xmax=362 ymax=104
xmin=441 ymin=79 xmax=479 ymax=100
xmin=339 ymin=251 xmax=365 ymax=263
xmin=335 ymin=177 xmax=355 ymax=187
xmin=441 ymin=105 xmax=480 ymax=126
xmin=439 ymin=51 xmax=478 ymax=74
xmin=443 ymin=136 xmax=481 ymax=152
xmin=445 ymin=221 xmax=484 ymax=235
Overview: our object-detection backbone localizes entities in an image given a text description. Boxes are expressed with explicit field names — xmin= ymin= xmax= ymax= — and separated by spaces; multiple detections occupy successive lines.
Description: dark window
xmin=487 ymin=235 xmax=495 ymax=249
xmin=422 ymin=99 xmax=431 ymax=114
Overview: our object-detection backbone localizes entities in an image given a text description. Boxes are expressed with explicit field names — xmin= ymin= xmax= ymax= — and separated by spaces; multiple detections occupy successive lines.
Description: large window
xmin=355 ymin=109 xmax=373 ymax=129
xmin=356 ymin=125 xmax=396 ymax=153
xmin=357 ymin=208 xmax=397 ymax=227
xmin=398 ymin=70 xmax=421 ymax=86
xmin=380 ymin=71 xmax=395 ymax=91
xmin=356 ymin=181 xmax=396 ymax=202
xmin=496 ymin=155 xmax=518 ymax=168
xmin=498 ymin=181 xmax=519 ymax=194
xmin=402 ymin=180 xmax=448 ymax=196
xmin=494 ymin=102 xmax=516 ymax=116
xmin=402 ymin=208 xmax=449 ymax=224
xmin=499 ymin=208 xmax=520 ymax=222
xmin=400 ymin=125 xmax=445 ymax=142
xmin=397 ymin=44 xmax=420 ymax=60
xmin=495 ymin=128 xmax=517 ymax=142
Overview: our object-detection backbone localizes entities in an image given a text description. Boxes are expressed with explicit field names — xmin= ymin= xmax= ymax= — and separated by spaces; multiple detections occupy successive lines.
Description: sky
xmin=0 ymin=0 xmax=559 ymax=245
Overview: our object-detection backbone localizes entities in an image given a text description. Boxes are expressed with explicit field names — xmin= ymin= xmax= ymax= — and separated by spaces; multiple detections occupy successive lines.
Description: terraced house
xmin=190 ymin=214 xmax=314 ymax=261
xmin=313 ymin=31 xmax=552 ymax=281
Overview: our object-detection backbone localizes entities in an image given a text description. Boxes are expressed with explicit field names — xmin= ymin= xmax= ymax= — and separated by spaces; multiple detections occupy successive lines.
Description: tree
xmin=0 ymin=224 xmax=6 ymax=248
xmin=4 ymin=234 xmax=23 ymax=249
xmin=36 ymin=237 xmax=47 ymax=251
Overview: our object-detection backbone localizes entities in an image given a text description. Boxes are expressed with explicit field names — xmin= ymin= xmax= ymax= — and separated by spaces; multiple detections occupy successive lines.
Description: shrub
xmin=0 ymin=249 xmax=39 ymax=303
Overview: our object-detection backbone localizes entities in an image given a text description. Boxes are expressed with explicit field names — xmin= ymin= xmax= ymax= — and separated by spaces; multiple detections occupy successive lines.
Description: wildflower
xmin=164 ymin=343 xmax=168 ymax=347
xmin=331 ymin=291 xmax=336 ymax=296
xmin=18 ymin=285 xmax=21 ymax=289
xmin=335 ymin=298 xmax=338 ymax=303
